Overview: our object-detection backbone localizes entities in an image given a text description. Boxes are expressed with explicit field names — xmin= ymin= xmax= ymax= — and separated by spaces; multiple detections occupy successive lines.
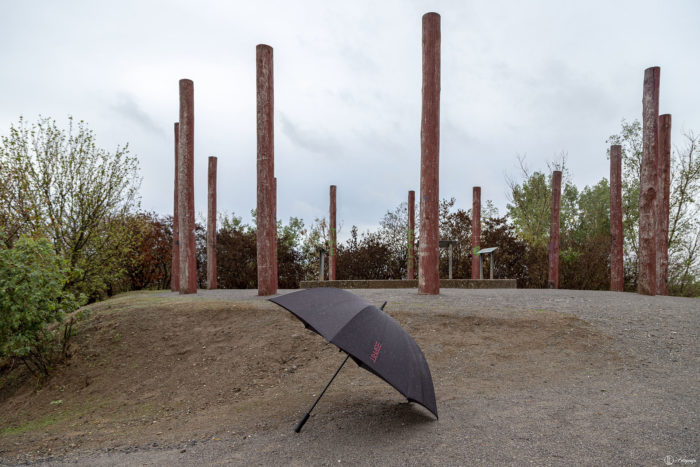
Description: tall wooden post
xmin=418 ymin=12 xmax=441 ymax=295
xmin=610 ymin=145 xmax=624 ymax=292
xmin=178 ymin=79 xmax=197 ymax=294
xmin=471 ymin=186 xmax=481 ymax=280
xmin=638 ymin=66 xmax=660 ymax=296
xmin=256 ymin=44 xmax=277 ymax=295
xmin=171 ymin=122 xmax=180 ymax=292
xmin=329 ymin=185 xmax=337 ymax=281
xmin=656 ymin=114 xmax=672 ymax=295
xmin=274 ymin=177 xmax=278 ymax=286
xmin=407 ymin=190 xmax=416 ymax=280
xmin=207 ymin=156 xmax=217 ymax=290
xmin=548 ymin=171 xmax=562 ymax=289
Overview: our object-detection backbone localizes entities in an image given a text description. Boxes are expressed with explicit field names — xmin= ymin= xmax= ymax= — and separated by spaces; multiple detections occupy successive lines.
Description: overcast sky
xmin=2 ymin=0 xmax=699 ymax=238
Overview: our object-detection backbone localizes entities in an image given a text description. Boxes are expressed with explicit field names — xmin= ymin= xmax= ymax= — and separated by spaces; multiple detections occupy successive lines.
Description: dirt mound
xmin=0 ymin=292 xmax=616 ymax=459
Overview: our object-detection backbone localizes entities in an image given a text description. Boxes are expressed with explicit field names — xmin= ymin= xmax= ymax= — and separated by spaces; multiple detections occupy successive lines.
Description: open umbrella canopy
xmin=270 ymin=288 xmax=438 ymax=422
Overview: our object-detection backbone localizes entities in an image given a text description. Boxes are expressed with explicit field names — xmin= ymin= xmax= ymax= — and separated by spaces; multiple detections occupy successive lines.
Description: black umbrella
xmin=269 ymin=287 xmax=437 ymax=432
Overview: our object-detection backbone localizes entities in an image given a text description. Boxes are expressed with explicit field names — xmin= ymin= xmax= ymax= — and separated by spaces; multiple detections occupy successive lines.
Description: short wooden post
xmin=471 ymin=186 xmax=481 ymax=279
xmin=407 ymin=190 xmax=415 ymax=280
xmin=448 ymin=243 xmax=453 ymax=279
xmin=329 ymin=185 xmax=337 ymax=281
xmin=319 ymin=250 xmax=325 ymax=281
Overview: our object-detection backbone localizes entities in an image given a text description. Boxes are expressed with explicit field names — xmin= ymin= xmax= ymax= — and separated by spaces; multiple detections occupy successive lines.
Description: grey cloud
xmin=279 ymin=112 xmax=342 ymax=157
xmin=111 ymin=93 xmax=164 ymax=136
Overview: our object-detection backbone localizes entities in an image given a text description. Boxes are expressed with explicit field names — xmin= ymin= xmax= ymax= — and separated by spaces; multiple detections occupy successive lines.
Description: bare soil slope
xmin=0 ymin=291 xmax=618 ymax=462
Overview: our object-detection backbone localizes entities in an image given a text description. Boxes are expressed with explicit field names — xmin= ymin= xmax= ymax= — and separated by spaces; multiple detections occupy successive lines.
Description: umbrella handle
xmin=294 ymin=413 xmax=310 ymax=433
xmin=294 ymin=354 xmax=350 ymax=433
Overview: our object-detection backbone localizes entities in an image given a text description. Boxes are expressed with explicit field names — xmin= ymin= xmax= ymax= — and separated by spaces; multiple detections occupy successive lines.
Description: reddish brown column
xmin=256 ymin=44 xmax=277 ymax=295
xmin=178 ymin=79 xmax=197 ymax=294
xmin=471 ymin=186 xmax=481 ymax=279
xmin=273 ymin=177 xmax=278 ymax=284
xmin=418 ymin=12 xmax=441 ymax=295
xmin=329 ymin=185 xmax=337 ymax=281
xmin=610 ymin=145 xmax=624 ymax=292
xmin=656 ymin=114 xmax=672 ymax=295
xmin=207 ymin=156 xmax=217 ymax=290
xmin=548 ymin=171 xmax=562 ymax=289
xmin=638 ymin=66 xmax=660 ymax=296
xmin=407 ymin=190 xmax=416 ymax=280
xmin=171 ymin=122 xmax=180 ymax=292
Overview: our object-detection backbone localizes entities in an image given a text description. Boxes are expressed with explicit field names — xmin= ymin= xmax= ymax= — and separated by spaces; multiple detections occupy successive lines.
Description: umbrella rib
xmin=294 ymin=353 xmax=350 ymax=433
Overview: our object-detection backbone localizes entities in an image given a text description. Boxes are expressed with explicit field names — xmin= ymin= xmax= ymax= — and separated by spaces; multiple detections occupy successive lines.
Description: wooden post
xmin=547 ymin=171 xmax=562 ymax=289
xmin=407 ymin=190 xmax=415 ymax=280
xmin=638 ymin=66 xmax=660 ymax=296
xmin=610 ymin=145 xmax=624 ymax=292
xmin=256 ymin=44 xmax=277 ymax=295
xmin=274 ymin=177 xmax=278 ymax=287
xmin=448 ymin=243 xmax=453 ymax=279
xmin=171 ymin=122 xmax=180 ymax=292
xmin=329 ymin=185 xmax=337 ymax=281
xmin=656 ymin=114 xmax=672 ymax=295
xmin=319 ymin=250 xmax=325 ymax=281
xmin=418 ymin=12 xmax=441 ymax=295
xmin=207 ymin=156 xmax=217 ymax=290
xmin=471 ymin=186 xmax=481 ymax=279
xmin=178 ymin=79 xmax=197 ymax=294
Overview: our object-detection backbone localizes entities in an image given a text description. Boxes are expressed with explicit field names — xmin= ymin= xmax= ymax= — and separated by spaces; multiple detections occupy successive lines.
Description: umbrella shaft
xmin=295 ymin=353 xmax=350 ymax=433
xmin=308 ymin=354 xmax=349 ymax=414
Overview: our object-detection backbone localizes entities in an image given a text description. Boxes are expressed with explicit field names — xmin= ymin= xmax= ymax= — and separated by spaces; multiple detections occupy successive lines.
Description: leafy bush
xmin=0 ymin=235 xmax=84 ymax=376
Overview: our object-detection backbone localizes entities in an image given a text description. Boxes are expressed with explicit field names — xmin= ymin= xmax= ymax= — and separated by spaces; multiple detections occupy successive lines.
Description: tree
xmin=559 ymin=179 xmax=611 ymax=290
xmin=506 ymin=155 xmax=614 ymax=289
xmin=0 ymin=116 xmax=141 ymax=301
xmin=667 ymin=131 xmax=700 ymax=295
xmin=298 ymin=217 xmax=330 ymax=281
xmin=505 ymin=156 xmax=577 ymax=287
xmin=119 ymin=212 xmax=173 ymax=292
xmin=506 ymin=155 xmax=577 ymax=247
xmin=481 ymin=216 xmax=528 ymax=286
xmin=438 ymin=198 xmax=472 ymax=279
xmin=276 ymin=217 xmax=307 ymax=288
xmin=0 ymin=235 xmax=84 ymax=377
xmin=337 ymin=227 xmax=397 ymax=280
xmin=377 ymin=201 xmax=419 ymax=279
xmin=215 ymin=214 xmax=258 ymax=289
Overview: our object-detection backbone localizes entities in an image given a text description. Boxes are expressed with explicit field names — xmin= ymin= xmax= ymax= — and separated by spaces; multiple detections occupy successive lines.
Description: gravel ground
xmin=27 ymin=288 xmax=699 ymax=466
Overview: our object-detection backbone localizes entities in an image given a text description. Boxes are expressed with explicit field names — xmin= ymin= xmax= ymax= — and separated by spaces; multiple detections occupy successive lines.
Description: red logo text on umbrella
xmin=370 ymin=341 xmax=382 ymax=363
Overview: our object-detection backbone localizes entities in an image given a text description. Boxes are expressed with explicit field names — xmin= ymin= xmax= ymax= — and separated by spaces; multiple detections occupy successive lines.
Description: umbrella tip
xmin=380 ymin=301 xmax=387 ymax=311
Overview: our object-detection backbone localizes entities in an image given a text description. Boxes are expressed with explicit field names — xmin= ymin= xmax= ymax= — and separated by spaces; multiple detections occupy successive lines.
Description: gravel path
xmin=34 ymin=289 xmax=698 ymax=466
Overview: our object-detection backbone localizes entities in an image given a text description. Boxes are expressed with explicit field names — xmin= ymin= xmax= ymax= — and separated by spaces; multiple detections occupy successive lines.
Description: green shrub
xmin=0 ymin=235 xmax=84 ymax=376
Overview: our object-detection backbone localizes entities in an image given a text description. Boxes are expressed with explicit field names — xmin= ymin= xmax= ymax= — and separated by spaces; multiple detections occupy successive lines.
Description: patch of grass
xmin=0 ymin=396 xmax=117 ymax=437
xmin=1 ymin=413 xmax=62 ymax=435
